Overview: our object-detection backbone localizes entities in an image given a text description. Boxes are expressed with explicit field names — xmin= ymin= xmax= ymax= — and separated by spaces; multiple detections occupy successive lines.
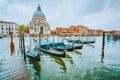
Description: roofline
xmin=0 ymin=20 xmax=18 ymax=25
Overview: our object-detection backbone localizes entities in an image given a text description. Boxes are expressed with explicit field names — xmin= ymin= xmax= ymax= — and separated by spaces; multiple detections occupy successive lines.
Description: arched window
xmin=40 ymin=27 xmax=43 ymax=34
xmin=34 ymin=20 xmax=35 ymax=24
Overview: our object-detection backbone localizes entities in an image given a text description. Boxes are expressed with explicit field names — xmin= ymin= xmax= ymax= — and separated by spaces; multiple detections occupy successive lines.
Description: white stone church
xmin=29 ymin=4 xmax=50 ymax=36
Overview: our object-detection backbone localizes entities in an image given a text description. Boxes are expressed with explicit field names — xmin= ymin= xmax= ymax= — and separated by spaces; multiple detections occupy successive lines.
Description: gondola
xmin=64 ymin=38 xmax=95 ymax=44
xmin=50 ymin=42 xmax=83 ymax=51
xmin=26 ymin=48 xmax=40 ymax=61
xmin=64 ymin=38 xmax=80 ymax=43
xmin=0 ymin=35 xmax=3 ymax=39
xmin=33 ymin=39 xmax=65 ymax=58
xmin=49 ymin=42 xmax=74 ymax=51
xmin=74 ymin=44 xmax=83 ymax=49
xmin=81 ymin=40 xmax=95 ymax=44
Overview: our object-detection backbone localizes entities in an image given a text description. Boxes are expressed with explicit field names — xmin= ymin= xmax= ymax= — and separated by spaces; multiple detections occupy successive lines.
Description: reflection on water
xmin=74 ymin=50 xmax=82 ymax=57
xmin=101 ymin=55 xmax=104 ymax=63
xmin=29 ymin=58 xmax=41 ymax=76
xmin=66 ymin=54 xmax=74 ymax=64
xmin=28 ymin=57 xmax=41 ymax=80
xmin=86 ymin=44 xmax=95 ymax=48
xmin=50 ymin=54 xmax=67 ymax=73
xmin=41 ymin=52 xmax=67 ymax=73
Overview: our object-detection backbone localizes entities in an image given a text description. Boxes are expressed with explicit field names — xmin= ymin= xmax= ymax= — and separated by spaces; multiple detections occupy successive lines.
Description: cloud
xmin=79 ymin=0 xmax=120 ymax=30
xmin=0 ymin=0 xmax=120 ymax=30
xmin=0 ymin=0 xmax=38 ymax=24
xmin=43 ymin=0 xmax=120 ymax=30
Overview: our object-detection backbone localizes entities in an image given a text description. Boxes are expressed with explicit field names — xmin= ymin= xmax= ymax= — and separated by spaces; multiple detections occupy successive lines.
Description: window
xmin=2 ymin=28 xmax=3 ymax=30
xmin=6 ymin=28 xmax=8 ymax=30
xmin=34 ymin=20 xmax=35 ymax=23
xmin=2 ymin=31 xmax=4 ymax=33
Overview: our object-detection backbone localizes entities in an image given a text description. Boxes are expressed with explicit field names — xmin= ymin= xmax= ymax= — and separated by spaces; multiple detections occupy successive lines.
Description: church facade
xmin=29 ymin=4 xmax=50 ymax=36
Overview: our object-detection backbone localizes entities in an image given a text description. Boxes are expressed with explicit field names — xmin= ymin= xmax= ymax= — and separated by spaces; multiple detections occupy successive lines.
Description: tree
xmin=24 ymin=27 xmax=29 ymax=33
xmin=18 ymin=24 xmax=29 ymax=33
xmin=18 ymin=24 xmax=26 ymax=32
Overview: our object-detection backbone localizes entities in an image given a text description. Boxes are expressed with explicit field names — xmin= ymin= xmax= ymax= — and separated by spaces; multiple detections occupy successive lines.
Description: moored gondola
xmin=26 ymin=48 xmax=40 ymax=61
xmin=0 ymin=34 xmax=3 ymax=39
xmin=64 ymin=38 xmax=95 ymax=44
xmin=64 ymin=38 xmax=80 ymax=43
xmin=81 ymin=40 xmax=95 ymax=44
xmin=49 ymin=42 xmax=74 ymax=51
xmin=74 ymin=44 xmax=83 ymax=49
xmin=33 ymin=39 xmax=65 ymax=58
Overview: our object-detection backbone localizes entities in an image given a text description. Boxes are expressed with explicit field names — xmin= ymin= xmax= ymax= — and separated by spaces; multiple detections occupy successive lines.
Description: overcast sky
xmin=0 ymin=0 xmax=120 ymax=30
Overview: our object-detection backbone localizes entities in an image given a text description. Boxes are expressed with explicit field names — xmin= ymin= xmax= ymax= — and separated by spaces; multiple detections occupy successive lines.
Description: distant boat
xmin=81 ymin=40 xmax=95 ymax=44
xmin=107 ymin=34 xmax=111 ymax=40
xmin=64 ymin=38 xmax=80 ymax=43
xmin=74 ymin=44 xmax=83 ymax=49
xmin=0 ymin=34 xmax=3 ymax=39
xmin=33 ymin=39 xmax=65 ymax=58
xmin=64 ymin=38 xmax=95 ymax=44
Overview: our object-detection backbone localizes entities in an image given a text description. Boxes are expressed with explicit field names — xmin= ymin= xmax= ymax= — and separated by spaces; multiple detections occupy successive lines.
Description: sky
xmin=0 ymin=0 xmax=120 ymax=30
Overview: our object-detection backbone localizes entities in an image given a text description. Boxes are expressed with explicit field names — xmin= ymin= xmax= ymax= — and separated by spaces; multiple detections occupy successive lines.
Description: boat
xmin=64 ymin=38 xmax=80 ymax=43
xmin=33 ymin=39 xmax=65 ymax=58
xmin=49 ymin=42 xmax=74 ymax=51
xmin=0 ymin=34 xmax=3 ymax=39
xmin=64 ymin=38 xmax=95 ymax=44
xmin=25 ymin=45 xmax=40 ymax=61
xmin=81 ymin=40 xmax=95 ymax=44
xmin=74 ymin=44 xmax=83 ymax=49
xmin=26 ymin=48 xmax=40 ymax=61
xmin=50 ymin=42 xmax=83 ymax=51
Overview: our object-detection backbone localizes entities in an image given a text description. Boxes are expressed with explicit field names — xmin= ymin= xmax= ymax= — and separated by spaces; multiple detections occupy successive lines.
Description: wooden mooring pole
xmin=38 ymin=32 xmax=41 ymax=61
xmin=101 ymin=32 xmax=105 ymax=63
xmin=39 ymin=33 xmax=40 ymax=47
xmin=53 ymin=34 xmax=55 ymax=47
xmin=10 ymin=32 xmax=15 ymax=56
xmin=102 ymin=32 xmax=105 ymax=57
xmin=72 ymin=33 xmax=75 ymax=50
xmin=22 ymin=33 xmax=26 ymax=63
xmin=19 ymin=32 xmax=23 ymax=55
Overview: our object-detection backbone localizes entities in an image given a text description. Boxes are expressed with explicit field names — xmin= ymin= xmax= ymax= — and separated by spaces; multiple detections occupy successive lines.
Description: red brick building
xmin=55 ymin=25 xmax=88 ymax=36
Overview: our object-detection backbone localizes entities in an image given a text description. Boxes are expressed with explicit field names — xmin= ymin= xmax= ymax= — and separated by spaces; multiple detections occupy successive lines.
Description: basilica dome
xmin=33 ymin=4 xmax=45 ymax=18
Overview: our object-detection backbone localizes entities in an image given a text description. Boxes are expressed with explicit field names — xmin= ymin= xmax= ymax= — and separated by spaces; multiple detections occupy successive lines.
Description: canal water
xmin=0 ymin=36 xmax=120 ymax=80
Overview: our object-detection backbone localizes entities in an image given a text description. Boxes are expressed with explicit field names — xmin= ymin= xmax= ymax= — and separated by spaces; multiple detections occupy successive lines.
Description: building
xmin=109 ymin=30 xmax=120 ymax=35
xmin=115 ymin=31 xmax=120 ymax=35
xmin=86 ymin=29 xmax=94 ymax=36
xmin=54 ymin=25 xmax=104 ymax=36
xmin=55 ymin=25 xmax=88 ymax=36
xmin=29 ymin=4 xmax=50 ymax=36
xmin=94 ymin=30 xmax=103 ymax=36
xmin=0 ymin=20 xmax=19 ymax=37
